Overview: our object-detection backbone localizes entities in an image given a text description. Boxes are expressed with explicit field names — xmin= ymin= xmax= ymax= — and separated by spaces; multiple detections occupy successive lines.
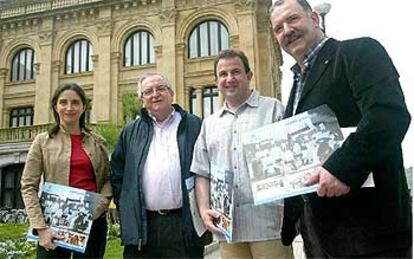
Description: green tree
xmin=122 ymin=92 xmax=141 ymax=124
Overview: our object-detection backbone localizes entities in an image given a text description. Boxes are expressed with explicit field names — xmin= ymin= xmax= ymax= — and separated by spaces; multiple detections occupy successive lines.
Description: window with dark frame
xmin=188 ymin=20 xmax=229 ymax=59
xmin=0 ymin=164 xmax=24 ymax=209
xmin=10 ymin=48 xmax=35 ymax=82
xmin=189 ymin=87 xmax=220 ymax=118
xmin=189 ymin=88 xmax=198 ymax=115
xmin=124 ymin=30 xmax=155 ymax=67
xmin=65 ymin=39 xmax=93 ymax=74
xmin=202 ymin=86 xmax=220 ymax=117
xmin=9 ymin=107 xmax=34 ymax=128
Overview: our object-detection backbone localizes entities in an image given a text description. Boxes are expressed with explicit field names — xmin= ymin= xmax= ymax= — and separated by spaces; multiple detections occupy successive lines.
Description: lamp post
xmin=314 ymin=3 xmax=331 ymax=34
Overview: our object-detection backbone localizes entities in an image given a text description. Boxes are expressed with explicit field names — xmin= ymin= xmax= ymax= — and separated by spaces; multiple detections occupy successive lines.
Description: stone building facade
xmin=0 ymin=0 xmax=282 ymax=210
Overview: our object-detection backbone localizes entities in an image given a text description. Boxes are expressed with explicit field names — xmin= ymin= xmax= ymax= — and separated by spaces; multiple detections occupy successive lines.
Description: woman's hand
xmin=37 ymin=228 xmax=64 ymax=250
xmin=94 ymin=198 xmax=109 ymax=220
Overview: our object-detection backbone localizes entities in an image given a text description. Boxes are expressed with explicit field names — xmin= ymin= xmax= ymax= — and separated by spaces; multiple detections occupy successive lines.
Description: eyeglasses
xmin=141 ymin=85 xmax=169 ymax=98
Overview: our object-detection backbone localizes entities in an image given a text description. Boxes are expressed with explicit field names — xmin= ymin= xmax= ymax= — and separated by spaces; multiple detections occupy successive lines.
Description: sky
xmin=272 ymin=0 xmax=414 ymax=168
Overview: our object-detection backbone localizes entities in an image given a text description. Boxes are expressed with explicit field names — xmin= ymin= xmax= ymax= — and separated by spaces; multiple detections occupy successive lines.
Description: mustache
xmin=283 ymin=30 xmax=305 ymax=46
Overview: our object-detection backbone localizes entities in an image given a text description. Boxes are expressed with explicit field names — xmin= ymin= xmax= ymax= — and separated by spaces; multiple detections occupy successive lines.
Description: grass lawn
xmin=105 ymin=237 xmax=122 ymax=258
xmin=0 ymin=223 xmax=122 ymax=258
xmin=0 ymin=223 xmax=29 ymax=242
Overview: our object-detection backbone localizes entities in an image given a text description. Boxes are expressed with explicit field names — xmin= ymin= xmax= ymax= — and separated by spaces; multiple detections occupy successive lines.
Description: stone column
xmin=0 ymin=68 xmax=7 ymax=127
xmin=236 ymin=2 xmax=260 ymax=91
xmin=175 ymin=42 xmax=186 ymax=106
xmin=110 ymin=52 xmax=121 ymax=124
xmin=159 ymin=6 xmax=178 ymax=102
xmin=34 ymin=24 xmax=55 ymax=125
xmin=195 ymin=88 xmax=203 ymax=118
xmin=256 ymin=15 xmax=274 ymax=97
xmin=93 ymin=7 xmax=112 ymax=123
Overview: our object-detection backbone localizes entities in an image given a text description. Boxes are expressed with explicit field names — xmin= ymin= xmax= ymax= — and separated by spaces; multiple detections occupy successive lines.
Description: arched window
xmin=65 ymin=39 xmax=93 ymax=74
xmin=11 ymin=48 xmax=35 ymax=82
xmin=124 ymin=30 xmax=155 ymax=67
xmin=188 ymin=20 xmax=229 ymax=58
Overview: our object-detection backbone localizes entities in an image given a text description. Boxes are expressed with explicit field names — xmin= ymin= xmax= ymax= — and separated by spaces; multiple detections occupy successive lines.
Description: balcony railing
xmin=0 ymin=0 xmax=103 ymax=19
xmin=0 ymin=123 xmax=122 ymax=150
xmin=0 ymin=124 xmax=51 ymax=143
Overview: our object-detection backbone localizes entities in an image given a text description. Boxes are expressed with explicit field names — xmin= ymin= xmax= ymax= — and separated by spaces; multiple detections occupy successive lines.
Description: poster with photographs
xmin=242 ymin=105 xmax=344 ymax=205
xmin=27 ymin=182 xmax=103 ymax=253
xmin=210 ymin=163 xmax=234 ymax=242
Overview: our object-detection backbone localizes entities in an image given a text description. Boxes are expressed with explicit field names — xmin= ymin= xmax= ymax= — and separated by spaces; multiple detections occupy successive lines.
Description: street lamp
xmin=314 ymin=3 xmax=331 ymax=34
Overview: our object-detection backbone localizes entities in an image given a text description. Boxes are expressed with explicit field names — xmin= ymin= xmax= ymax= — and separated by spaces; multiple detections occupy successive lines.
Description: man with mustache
xmin=270 ymin=0 xmax=412 ymax=258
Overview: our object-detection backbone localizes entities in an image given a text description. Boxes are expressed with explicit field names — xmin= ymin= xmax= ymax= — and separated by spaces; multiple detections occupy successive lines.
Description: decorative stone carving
xmin=175 ymin=42 xmax=186 ymax=56
xmin=154 ymin=45 xmax=162 ymax=59
xmin=230 ymin=35 xmax=239 ymax=48
xmin=0 ymin=68 xmax=8 ymax=79
xmin=39 ymin=30 xmax=55 ymax=43
xmin=236 ymin=0 xmax=257 ymax=11
xmin=111 ymin=52 xmax=121 ymax=60
xmin=33 ymin=63 xmax=40 ymax=75
xmin=91 ymin=54 xmax=99 ymax=65
xmin=52 ymin=60 xmax=62 ymax=72
xmin=257 ymin=16 xmax=271 ymax=33
xmin=111 ymin=52 xmax=121 ymax=64
xmin=159 ymin=8 xmax=177 ymax=24
xmin=96 ymin=19 xmax=112 ymax=35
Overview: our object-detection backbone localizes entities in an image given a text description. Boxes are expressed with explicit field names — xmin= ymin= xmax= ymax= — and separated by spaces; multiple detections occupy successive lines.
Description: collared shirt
xmin=143 ymin=110 xmax=183 ymax=210
xmin=191 ymin=90 xmax=285 ymax=242
xmin=291 ymin=37 xmax=329 ymax=114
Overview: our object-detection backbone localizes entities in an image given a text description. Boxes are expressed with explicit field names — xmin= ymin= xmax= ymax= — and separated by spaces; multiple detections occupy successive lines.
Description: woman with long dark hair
xmin=21 ymin=82 xmax=111 ymax=258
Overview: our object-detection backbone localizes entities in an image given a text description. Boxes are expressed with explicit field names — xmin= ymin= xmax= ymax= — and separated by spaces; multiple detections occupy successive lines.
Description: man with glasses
xmin=111 ymin=72 xmax=211 ymax=258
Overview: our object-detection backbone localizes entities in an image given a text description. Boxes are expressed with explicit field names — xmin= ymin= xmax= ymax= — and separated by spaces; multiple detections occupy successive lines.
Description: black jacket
xmin=282 ymin=38 xmax=412 ymax=256
xmin=110 ymin=104 xmax=211 ymax=248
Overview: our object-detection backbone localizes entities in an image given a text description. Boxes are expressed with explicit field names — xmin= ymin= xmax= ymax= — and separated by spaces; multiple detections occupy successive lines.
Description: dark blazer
xmin=110 ymin=104 xmax=211 ymax=248
xmin=282 ymin=37 xmax=412 ymax=256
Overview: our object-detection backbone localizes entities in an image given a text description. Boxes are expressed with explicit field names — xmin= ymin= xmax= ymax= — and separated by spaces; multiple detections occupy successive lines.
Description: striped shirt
xmin=291 ymin=37 xmax=329 ymax=114
xmin=191 ymin=90 xmax=285 ymax=242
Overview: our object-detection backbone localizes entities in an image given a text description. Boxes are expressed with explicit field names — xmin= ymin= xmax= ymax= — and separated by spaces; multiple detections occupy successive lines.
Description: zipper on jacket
xmin=138 ymin=238 xmax=142 ymax=251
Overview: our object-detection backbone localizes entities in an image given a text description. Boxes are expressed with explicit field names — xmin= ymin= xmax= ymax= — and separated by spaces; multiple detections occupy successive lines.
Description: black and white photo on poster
xmin=27 ymin=182 xmax=103 ymax=253
xmin=210 ymin=163 xmax=233 ymax=242
xmin=243 ymin=105 xmax=344 ymax=204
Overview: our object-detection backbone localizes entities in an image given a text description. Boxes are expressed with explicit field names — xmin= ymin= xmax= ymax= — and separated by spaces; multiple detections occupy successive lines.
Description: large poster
xmin=27 ymin=182 xmax=103 ymax=253
xmin=243 ymin=105 xmax=344 ymax=205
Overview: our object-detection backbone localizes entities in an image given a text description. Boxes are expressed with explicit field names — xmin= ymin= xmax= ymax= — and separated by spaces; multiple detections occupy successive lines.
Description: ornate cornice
xmin=0 ymin=0 xmax=102 ymax=20
xmin=54 ymin=9 xmax=97 ymax=28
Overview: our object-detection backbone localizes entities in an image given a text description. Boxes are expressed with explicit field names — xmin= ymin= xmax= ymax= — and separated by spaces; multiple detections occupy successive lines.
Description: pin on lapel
xmin=324 ymin=59 xmax=330 ymax=65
